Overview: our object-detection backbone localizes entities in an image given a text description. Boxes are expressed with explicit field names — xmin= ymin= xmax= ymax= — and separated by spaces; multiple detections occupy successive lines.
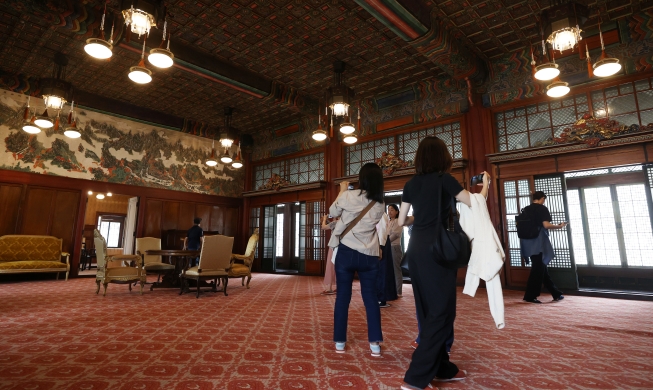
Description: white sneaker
xmin=335 ymin=342 xmax=346 ymax=354
xmin=370 ymin=343 xmax=381 ymax=357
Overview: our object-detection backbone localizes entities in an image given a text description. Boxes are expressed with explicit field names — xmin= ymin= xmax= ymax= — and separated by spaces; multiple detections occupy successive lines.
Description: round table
xmin=144 ymin=249 xmax=200 ymax=289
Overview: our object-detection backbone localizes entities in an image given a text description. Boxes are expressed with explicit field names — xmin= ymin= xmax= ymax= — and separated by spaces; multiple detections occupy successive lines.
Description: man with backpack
xmin=518 ymin=191 xmax=567 ymax=304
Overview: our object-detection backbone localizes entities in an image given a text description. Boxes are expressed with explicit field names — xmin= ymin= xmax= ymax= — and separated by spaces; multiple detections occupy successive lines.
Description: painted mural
xmin=0 ymin=90 xmax=244 ymax=197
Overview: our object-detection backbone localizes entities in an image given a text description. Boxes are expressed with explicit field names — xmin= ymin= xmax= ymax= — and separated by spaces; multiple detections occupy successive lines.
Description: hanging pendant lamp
xmin=312 ymin=105 xmax=328 ymax=141
xmin=148 ymin=20 xmax=174 ymax=69
xmin=64 ymin=101 xmax=81 ymax=138
xmin=128 ymin=38 xmax=152 ymax=84
xmin=546 ymin=78 xmax=570 ymax=98
xmin=22 ymin=96 xmax=41 ymax=134
xmin=206 ymin=139 xmax=218 ymax=167
xmin=85 ymin=4 xmax=114 ymax=59
xmin=592 ymin=24 xmax=621 ymax=78
xmin=231 ymin=144 xmax=243 ymax=169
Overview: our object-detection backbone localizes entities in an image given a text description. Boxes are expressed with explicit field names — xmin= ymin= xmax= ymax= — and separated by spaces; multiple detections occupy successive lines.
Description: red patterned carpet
xmin=1 ymin=273 xmax=652 ymax=390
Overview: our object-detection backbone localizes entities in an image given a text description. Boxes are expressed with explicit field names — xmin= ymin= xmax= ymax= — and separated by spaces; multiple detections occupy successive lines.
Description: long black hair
xmin=387 ymin=204 xmax=399 ymax=217
xmin=358 ymin=162 xmax=384 ymax=203
xmin=414 ymin=136 xmax=453 ymax=175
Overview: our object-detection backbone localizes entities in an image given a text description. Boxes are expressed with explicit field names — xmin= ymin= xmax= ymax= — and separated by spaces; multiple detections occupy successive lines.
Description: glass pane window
xmin=397 ymin=121 xmax=463 ymax=162
xmin=566 ymin=189 xmax=588 ymax=265
xmin=616 ymin=185 xmax=653 ymax=267
xmin=504 ymin=179 xmax=531 ymax=267
xmin=534 ymin=176 xmax=572 ymax=268
xmin=98 ymin=216 xmax=124 ymax=248
xmin=253 ymin=153 xmax=324 ymax=189
xmin=275 ymin=213 xmax=284 ymax=258
xmin=345 ymin=136 xmax=394 ymax=176
xmin=583 ymin=187 xmax=621 ymax=266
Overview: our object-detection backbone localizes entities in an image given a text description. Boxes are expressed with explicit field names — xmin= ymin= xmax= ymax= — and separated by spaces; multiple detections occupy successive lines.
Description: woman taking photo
xmin=328 ymin=162 xmax=386 ymax=357
xmin=399 ymin=136 xmax=489 ymax=390
xmin=387 ymin=204 xmax=404 ymax=297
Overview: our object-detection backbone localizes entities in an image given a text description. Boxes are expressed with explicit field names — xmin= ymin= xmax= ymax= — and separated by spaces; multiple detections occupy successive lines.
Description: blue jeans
xmin=333 ymin=244 xmax=383 ymax=343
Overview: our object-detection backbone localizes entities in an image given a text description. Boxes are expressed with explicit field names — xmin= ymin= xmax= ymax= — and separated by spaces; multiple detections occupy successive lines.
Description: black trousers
xmin=404 ymin=233 xmax=459 ymax=388
xmin=524 ymin=253 xmax=562 ymax=301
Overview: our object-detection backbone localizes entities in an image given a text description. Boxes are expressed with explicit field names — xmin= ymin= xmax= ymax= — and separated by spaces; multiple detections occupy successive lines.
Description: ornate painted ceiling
xmin=0 ymin=0 xmax=650 ymax=137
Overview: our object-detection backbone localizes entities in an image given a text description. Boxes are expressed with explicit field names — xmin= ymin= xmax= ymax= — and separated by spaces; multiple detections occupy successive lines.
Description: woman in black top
xmin=398 ymin=136 xmax=490 ymax=390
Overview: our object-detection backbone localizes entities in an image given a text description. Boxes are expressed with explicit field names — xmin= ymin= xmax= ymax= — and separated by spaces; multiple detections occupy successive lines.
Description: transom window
xmin=253 ymin=153 xmax=324 ymax=190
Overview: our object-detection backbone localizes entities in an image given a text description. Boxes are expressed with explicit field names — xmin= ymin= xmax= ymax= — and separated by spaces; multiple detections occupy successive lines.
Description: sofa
xmin=0 ymin=235 xmax=70 ymax=281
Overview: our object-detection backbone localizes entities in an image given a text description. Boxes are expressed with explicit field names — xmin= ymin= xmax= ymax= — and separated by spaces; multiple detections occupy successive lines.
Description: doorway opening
xmin=79 ymin=193 xmax=138 ymax=276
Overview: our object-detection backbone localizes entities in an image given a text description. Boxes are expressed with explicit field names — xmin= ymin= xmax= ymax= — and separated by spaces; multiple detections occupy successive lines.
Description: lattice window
xmin=503 ymin=179 xmax=531 ymax=267
xmin=262 ymin=206 xmax=276 ymax=261
xmin=496 ymin=94 xmax=588 ymax=151
xmin=591 ymin=79 xmax=653 ymax=127
xmin=648 ymin=165 xmax=653 ymax=200
xmin=565 ymin=165 xmax=643 ymax=178
xmin=304 ymin=201 xmax=325 ymax=262
xmin=345 ymin=136 xmax=395 ymax=176
xmin=566 ymin=190 xmax=588 ymax=265
xmin=397 ymin=122 xmax=463 ymax=163
xmin=253 ymin=153 xmax=324 ymax=189
xmin=249 ymin=207 xmax=260 ymax=259
xmin=616 ymin=184 xmax=653 ymax=267
xmin=534 ymin=176 xmax=572 ymax=269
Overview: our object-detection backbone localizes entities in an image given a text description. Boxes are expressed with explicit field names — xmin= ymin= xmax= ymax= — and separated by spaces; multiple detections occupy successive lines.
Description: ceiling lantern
xmin=546 ymin=79 xmax=570 ymax=98
xmin=219 ymin=107 xmax=235 ymax=148
xmin=148 ymin=19 xmax=174 ymax=69
xmin=122 ymin=2 xmax=156 ymax=38
xmin=326 ymin=61 xmax=354 ymax=118
xmin=128 ymin=38 xmax=153 ymax=84
xmin=206 ymin=139 xmax=218 ymax=167
xmin=37 ymin=52 xmax=73 ymax=128
xmin=542 ymin=1 xmax=588 ymax=54
xmin=592 ymin=25 xmax=622 ymax=78
xmin=85 ymin=4 xmax=113 ymax=60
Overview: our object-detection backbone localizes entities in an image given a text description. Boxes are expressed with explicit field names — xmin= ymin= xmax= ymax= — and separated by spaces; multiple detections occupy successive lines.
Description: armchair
xmin=228 ymin=228 xmax=258 ymax=289
xmin=180 ymin=235 xmax=234 ymax=298
xmin=94 ymin=229 xmax=145 ymax=296
xmin=136 ymin=237 xmax=174 ymax=290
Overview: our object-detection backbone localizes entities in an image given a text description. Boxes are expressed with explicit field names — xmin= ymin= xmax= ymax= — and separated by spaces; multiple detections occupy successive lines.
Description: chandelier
xmin=85 ymin=4 xmax=114 ymax=60
xmin=542 ymin=1 xmax=588 ymax=54
xmin=122 ymin=4 xmax=156 ymax=38
xmin=220 ymin=108 xmax=235 ymax=148
xmin=326 ymin=61 xmax=353 ymax=118
xmin=32 ymin=52 xmax=73 ymax=129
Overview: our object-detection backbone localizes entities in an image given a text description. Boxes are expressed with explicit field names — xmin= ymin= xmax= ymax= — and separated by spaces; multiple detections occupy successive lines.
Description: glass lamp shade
xmin=593 ymin=57 xmax=622 ymax=77
xmin=34 ymin=116 xmax=54 ymax=128
xmin=534 ymin=63 xmax=560 ymax=81
xmin=43 ymin=95 xmax=66 ymax=111
xmin=220 ymin=153 xmax=233 ymax=164
xmin=546 ymin=81 xmax=570 ymax=98
xmin=123 ymin=8 xmax=155 ymax=37
xmin=547 ymin=27 xmax=582 ymax=52
xmin=22 ymin=122 xmax=41 ymax=134
xmin=232 ymin=160 xmax=243 ymax=169
xmin=206 ymin=159 xmax=218 ymax=167
xmin=148 ymin=48 xmax=174 ymax=69
xmin=312 ymin=129 xmax=328 ymax=141
xmin=64 ymin=128 xmax=81 ymax=138
xmin=219 ymin=133 xmax=234 ymax=149
xmin=343 ymin=134 xmax=358 ymax=144
xmin=339 ymin=122 xmax=355 ymax=135
xmin=96 ymin=194 xmax=105 ymax=200
xmin=128 ymin=66 xmax=152 ymax=84
xmin=84 ymin=38 xmax=113 ymax=59
xmin=331 ymin=102 xmax=349 ymax=117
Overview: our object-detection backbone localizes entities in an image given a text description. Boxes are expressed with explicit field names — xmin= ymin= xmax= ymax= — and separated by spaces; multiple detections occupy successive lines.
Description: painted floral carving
xmin=375 ymin=152 xmax=409 ymax=175
xmin=534 ymin=114 xmax=651 ymax=148
xmin=259 ymin=174 xmax=292 ymax=191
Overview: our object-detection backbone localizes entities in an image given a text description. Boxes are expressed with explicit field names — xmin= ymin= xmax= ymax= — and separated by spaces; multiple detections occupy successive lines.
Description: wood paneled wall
xmin=0 ymin=170 xmax=242 ymax=277
xmin=0 ymin=183 xmax=81 ymax=258
xmin=142 ymin=199 xmax=239 ymax=242
xmin=84 ymin=194 xmax=131 ymax=225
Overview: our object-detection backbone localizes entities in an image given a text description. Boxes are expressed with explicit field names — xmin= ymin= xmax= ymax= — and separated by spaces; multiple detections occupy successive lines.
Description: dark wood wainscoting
xmin=0 ymin=170 xmax=242 ymax=278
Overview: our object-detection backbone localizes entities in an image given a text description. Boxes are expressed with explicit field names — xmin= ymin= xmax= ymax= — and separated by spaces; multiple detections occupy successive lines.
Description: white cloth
xmin=459 ymin=193 xmax=506 ymax=329
xmin=376 ymin=213 xmax=389 ymax=245
xmin=328 ymin=190 xmax=385 ymax=257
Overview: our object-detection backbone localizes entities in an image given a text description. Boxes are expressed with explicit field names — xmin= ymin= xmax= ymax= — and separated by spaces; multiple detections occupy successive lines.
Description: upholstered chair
xmin=228 ymin=228 xmax=258 ymax=289
xmin=180 ymin=235 xmax=234 ymax=298
xmin=94 ymin=229 xmax=145 ymax=296
xmin=136 ymin=237 xmax=174 ymax=290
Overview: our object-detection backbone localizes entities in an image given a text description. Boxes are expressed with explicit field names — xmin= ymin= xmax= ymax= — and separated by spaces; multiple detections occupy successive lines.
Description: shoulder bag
xmin=431 ymin=175 xmax=471 ymax=269
xmin=331 ymin=200 xmax=377 ymax=262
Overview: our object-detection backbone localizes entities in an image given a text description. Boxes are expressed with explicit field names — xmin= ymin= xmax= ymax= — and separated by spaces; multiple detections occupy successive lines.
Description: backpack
xmin=515 ymin=207 xmax=540 ymax=239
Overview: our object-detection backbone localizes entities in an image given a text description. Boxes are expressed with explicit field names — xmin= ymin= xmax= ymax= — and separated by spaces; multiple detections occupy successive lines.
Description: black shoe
xmin=379 ymin=302 xmax=391 ymax=308
xmin=553 ymin=295 xmax=565 ymax=301
xmin=523 ymin=298 xmax=542 ymax=304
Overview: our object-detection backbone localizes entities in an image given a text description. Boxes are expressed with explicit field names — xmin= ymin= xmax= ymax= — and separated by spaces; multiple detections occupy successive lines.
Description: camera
xmin=348 ymin=184 xmax=354 ymax=190
xmin=470 ymin=173 xmax=484 ymax=186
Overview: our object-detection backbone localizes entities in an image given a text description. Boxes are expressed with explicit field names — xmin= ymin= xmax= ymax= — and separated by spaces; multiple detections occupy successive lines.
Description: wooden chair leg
xmin=212 ymin=278 xmax=218 ymax=292
xmin=241 ymin=276 xmax=245 ymax=286
xmin=103 ymin=283 xmax=108 ymax=296
xmin=140 ymin=281 xmax=144 ymax=295
xmin=246 ymin=275 xmax=251 ymax=289
xmin=129 ymin=283 xmax=132 ymax=292
xmin=56 ymin=273 xmax=59 ymax=280
xmin=196 ymin=277 xmax=201 ymax=298
xmin=223 ymin=277 xmax=228 ymax=296
xmin=179 ymin=278 xmax=185 ymax=295
xmin=65 ymin=271 xmax=69 ymax=281
xmin=96 ymin=280 xmax=101 ymax=294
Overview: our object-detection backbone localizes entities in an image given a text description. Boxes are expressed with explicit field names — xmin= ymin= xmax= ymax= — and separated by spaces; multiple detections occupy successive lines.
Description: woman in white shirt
xmin=387 ymin=204 xmax=404 ymax=297
xmin=328 ymin=163 xmax=385 ymax=357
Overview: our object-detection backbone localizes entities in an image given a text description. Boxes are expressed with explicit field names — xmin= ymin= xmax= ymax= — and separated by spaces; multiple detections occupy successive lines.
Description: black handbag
xmin=431 ymin=176 xmax=472 ymax=269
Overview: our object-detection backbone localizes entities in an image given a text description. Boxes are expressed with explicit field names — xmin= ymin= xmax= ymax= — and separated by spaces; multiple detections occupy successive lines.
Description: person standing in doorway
xmin=521 ymin=191 xmax=567 ymax=304
xmin=387 ymin=204 xmax=404 ymax=298
xmin=320 ymin=215 xmax=338 ymax=295
xmin=183 ymin=217 xmax=204 ymax=268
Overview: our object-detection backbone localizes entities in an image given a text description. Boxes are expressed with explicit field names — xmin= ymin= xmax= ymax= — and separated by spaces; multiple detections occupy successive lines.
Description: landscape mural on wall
xmin=0 ymin=90 xmax=244 ymax=197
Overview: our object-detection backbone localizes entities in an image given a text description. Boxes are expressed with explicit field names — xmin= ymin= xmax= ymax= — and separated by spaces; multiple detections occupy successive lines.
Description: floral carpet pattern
xmin=0 ymin=274 xmax=652 ymax=390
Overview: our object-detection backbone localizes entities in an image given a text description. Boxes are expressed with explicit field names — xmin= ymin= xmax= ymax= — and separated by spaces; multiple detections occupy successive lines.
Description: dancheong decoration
xmin=259 ymin=174 xmax=292 ymax=191
xmin=375 ymin=152 xmax=409 ymax=175
xmin=535 ymin=114 xmax=651 ymax=148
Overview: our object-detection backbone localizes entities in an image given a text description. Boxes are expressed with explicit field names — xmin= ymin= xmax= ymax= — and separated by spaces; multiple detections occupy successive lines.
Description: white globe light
xmin=84 ymin=38 xmax=113 ymax=59
xmin=339 ymin=122 xmax=355 ymax=135
xmin=593 ymin=58 xmax=622 ymax=78
xmin=22 ymin=123 xmax=41 ymax=134
xmin=534 ymin=63 xmax=560 ymax=81
xmin=206 ymin=159 xmax=218 ymax=167
xmin=148 ymin=49 xmax=174 ymax=69
xmin=128 ymin=66 xmax=152 ymax=84
xmin=64 ymin=129 xmax=81 ymax=138
xmin=232 ymin=161 xmax=243 ymax=169
xmin=343 ymin=134 xmax=358 ymax=144
xmin=332 ymin=102 xmax=348 ymax=117
xmin=312 ymin=130 xmax=328 ymax=141
xmin=546 ymin=81 xmax=570 ymax=98
xmin=96 ymin=194 xmax=105 ymax=199
xmin=34 ymin=117 xmax=54 ymax=128
xmin=221 ymin=154 xmax=233 ymax=164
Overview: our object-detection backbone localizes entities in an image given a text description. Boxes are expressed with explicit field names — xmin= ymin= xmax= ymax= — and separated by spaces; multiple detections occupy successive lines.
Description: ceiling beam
xmin=354 ymin=0 xmax=487 ymax=85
